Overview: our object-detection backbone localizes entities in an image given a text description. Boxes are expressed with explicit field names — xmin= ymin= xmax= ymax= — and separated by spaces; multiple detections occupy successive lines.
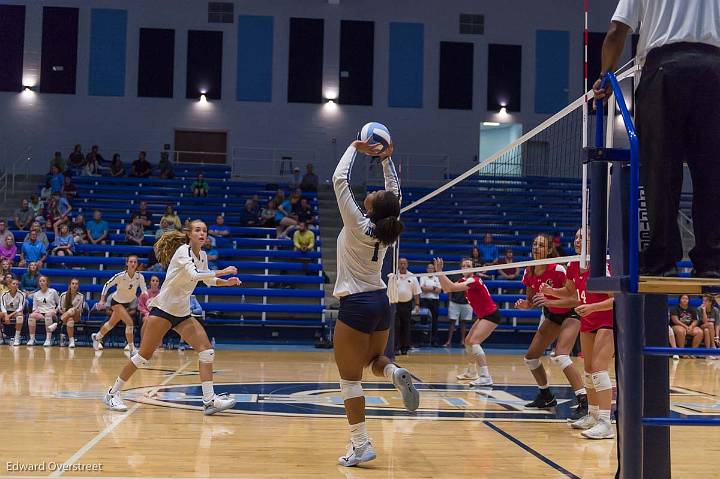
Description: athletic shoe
xmin=338 ymin=441 xmax=377 ymax=467
xmin=129 ymin=345 xmax=138 ymax=356
xmin=203 ymin=393 xmax=236 ymax=415
xmin=46 ymin=322 xmax=58 ymax=333
xmin=392 ymin=367 xmax=420 ymax=412
xmin=26 ymin=338 xmax=35 ymax=346
xmin=456 ymin=368 xmax=479 ymax=381
xmin=525 ymin=390 xmax=557 ymax=409
xmin=103 ymin=391 xmax=128 ymax=412
xmin=43 ymin=338 xmax=52 ymax=347
xmin=68 ymin=338 xmax=76 ymax=349
xmin=469 ymin=376 xmax=493 ymax=387
xmin=569 ymin=395 xmax=588 ymax=421
xmin=672 ymin=355 xmax=680 ymax=360
xmin=581 ymin=419 xmax=615 ymax=439
xmin=91 ymin=333 xmax=103 ymax=351
xmin=124 ymin=344 xmax=131 ymax=351
xmin=570 ymin=414 xmax=598 ymax=430
xmin=12 ymin=337 xmax=20 ymax=347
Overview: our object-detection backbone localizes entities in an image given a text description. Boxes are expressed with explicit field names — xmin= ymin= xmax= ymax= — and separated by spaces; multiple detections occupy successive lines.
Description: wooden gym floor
xmin=0 ymin=346 xmax=718 ymax=478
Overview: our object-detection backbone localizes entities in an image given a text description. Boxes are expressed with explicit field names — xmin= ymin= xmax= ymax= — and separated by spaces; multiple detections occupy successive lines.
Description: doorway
xmin=174 ymin=130 xmax=227 ymax=164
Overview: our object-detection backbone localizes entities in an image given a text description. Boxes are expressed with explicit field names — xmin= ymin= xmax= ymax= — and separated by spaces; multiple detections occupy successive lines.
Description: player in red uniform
xmin=515 ymin=234 xmax=587 ymax=417
xmin=434 ymin=257 xmax=502 ymax=387
xmin=540 ymin=228 xmax=615 ymax=440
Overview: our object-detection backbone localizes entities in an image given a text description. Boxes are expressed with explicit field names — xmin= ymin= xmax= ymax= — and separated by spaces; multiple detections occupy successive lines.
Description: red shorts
xmin=580 ymin=310 xmax=614 ymax=333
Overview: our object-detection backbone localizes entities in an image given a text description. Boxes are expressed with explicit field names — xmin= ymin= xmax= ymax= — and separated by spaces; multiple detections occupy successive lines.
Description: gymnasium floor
xmin=1 ymin=345 xmax=718 ymax=478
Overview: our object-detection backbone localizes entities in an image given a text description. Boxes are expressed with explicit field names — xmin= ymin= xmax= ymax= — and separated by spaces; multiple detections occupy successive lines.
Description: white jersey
xmin=1 ymin=290 xmax=26 ymax=313
xmin=332 ymin=145 xmax=401 ymax=298
xmin=59 ymin=291 xmax=85 ymax=313
xmin=101 ymin=270 xmax=147 ymax=304
xmin=149 ymin=245 xmax=217 ymax=317
xmin=420 ymin=275 xmax=441 ymax=300
xmin=31 ymin=288 xmax=60 ymax=314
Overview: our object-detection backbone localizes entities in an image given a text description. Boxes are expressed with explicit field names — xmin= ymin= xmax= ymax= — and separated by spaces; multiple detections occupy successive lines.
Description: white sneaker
xmin=47 ymin=322 xmax=58 ymax=333
xmin=672 ymin=355 xmax=680 ymax=360
xmin=338 ymin=441 xmax=377 ymax=467
xmin=68 ymin=338 xmax=76 ymax=349
xmin=26 ymin=338 xmax=35 ymax=346
xmin=91 ymin=333 xmax=103 ymax=351
xmin=469 ymin=376 xmax=493 ymax=387
xmin=43 ymin=338 xmax=52 ymax=347
xmin=124 ymin=344 xmax=131 ymax=351
xmin=129 ymin=345 xmax=138 ymax=356
xmin=456 ymin=368 xmax=479 ymax=381
xmin=103 ymin=391 xmax=128 ymax=412
xmin=203 ymin=393 xmax=236 ymax=415
xmin=392 ymin=367 xmax=420 ymax=412
xmin=12 ymin=337 xmax=20 ymax=346
xmin=571 ymin=414 xmax=598 ymax=430
xmin=581 ymin=419 xmax=615 ymax=440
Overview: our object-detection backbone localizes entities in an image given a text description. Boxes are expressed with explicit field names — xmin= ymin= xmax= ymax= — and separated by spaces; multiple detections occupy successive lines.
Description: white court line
xmin=48 ymin=360 xmax=193 ymax=478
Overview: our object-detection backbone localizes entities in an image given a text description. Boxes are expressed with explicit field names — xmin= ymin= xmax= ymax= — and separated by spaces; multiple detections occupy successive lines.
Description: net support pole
xmin=581 ymin=0 xmax=589 ymax=269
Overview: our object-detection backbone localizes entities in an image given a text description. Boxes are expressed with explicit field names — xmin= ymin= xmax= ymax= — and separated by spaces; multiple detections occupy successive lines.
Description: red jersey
xmin=461 ymin=275 xmax=498 ymax=319
xmin=522 ymin=263 xmax=571 ymax=314
xmin=566 ymin=261 xmax=614 ymax=332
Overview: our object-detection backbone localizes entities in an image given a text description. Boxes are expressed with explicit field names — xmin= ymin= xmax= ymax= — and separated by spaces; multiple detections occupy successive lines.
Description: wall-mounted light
xmin=199 ymin=94 xmax=208 ymax=103
xmin=498 ymin=107 xmax=508 ymax=115
xmin=482 ymin=121 xmax=500 ymax=127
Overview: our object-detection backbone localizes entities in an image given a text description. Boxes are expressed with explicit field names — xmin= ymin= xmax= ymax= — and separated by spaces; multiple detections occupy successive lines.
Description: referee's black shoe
xmin=569 ymin=393 xmax=588 ymax=421
xmin=525 ymin=389 xmax=557 ymax=409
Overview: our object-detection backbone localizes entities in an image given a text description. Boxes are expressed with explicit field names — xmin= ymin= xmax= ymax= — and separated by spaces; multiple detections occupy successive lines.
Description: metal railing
xmin=47 ymin=146 xmax=228 ymax=169
xmin=230 ymin=146 xmax=317 ymax=182
xmin=364 ymin=153 xmax=450 ymax=187
xmin=0 ymin=147 xmax=32 ymax=201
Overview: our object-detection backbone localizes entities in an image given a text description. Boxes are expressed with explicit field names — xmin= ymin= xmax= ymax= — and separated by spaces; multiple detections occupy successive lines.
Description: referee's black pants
xmin=395 ymin=300 xmax=412 ymax=352
xmin=420 ymin=298 xmax=439 ymax=343
xmin=636 ymin=42 xmax=720 ymax=274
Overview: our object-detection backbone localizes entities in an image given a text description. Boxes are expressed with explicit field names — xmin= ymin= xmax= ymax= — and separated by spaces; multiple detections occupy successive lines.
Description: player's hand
xmin=539 ymin=283 xmax=554 ymax=295
xmin=532 ymin=293 xmax=550 ymax=307
xmin=352 ymin=137 xmax=384 ymax=157
xmin=96 ymin=301 xmax=105 ymax=310
xmin=413 ymin=306 xmax=420 ymax=315
xmin=592 ymin=77 xmax=613 ymax=110
xmin=575 ymin=304 xmax=595 ymax=317
xmin=379 ymin=142 xmax=394 ymax=160
xmin=225 ymin=277 xmax=242 ymax=287
xmin=515 ymin=299 xmax=530 ymax=310
xmin=219 ymin=266 xmax=237 ymax=276
xmin=433 ymin=257 xmax=444 ymax=273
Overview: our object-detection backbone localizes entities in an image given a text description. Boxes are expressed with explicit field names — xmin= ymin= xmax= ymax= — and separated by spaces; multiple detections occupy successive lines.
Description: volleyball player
xmin=540 ymin=228 xmax=615 ymax=439
xmin=332 ymin=136 xmax=419 ymax=467
xmin=92 ymin=255 xmax=147 ymax=354
xmin=102 ymin=220 xmax=240 ymax=415
xmin=1 ymin=278 xmax=26 ymax=346
xmin=28 ymin=276 xmax=60 ymax=346
xmin=433 ymin=257 xmax=502 ymax=387
xmin=515 ymin=234 xmax=587 ymax=418
xmin=50 ymin=278 xmax=85 ymax=349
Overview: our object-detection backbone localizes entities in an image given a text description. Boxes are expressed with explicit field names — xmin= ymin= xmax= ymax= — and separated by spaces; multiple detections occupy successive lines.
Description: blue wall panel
xmin=388 ymin=22 xmax=423 ymax=108
xmin=89 ymin=9 xmax=127 ymax=97
xmin=535 ymin=30 xmax=569 ymax=113
xmin=237 ymin=15 xmax=273 ymax=102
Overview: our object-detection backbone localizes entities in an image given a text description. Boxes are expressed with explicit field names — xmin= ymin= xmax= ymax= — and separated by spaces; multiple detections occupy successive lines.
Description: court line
xmin=483 ymin=421 xmax=582 ymax=479
xmin=48 ymin=360 xmax=193 ymax=478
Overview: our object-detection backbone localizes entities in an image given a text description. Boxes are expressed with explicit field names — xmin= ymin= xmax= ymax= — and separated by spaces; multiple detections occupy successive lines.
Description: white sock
xmin=589 ymin=405 xmax=599 ymax=418
xmin=539 ymin=384 xmax=549 ymax=390
xmin=598 ymin=410 xmax=611 ymax=423
xmin=201 ymin=381 xmax=215 ymax=402
xmin=575 ymin=388 xmax=587 ymax=397
xmin=109 ymin=377 xmax=125 ymax=394
xmin=14 ymin=331 xmax=20 ymax=338
xmin=30 ymin=334 xmax=36 ymax=341
xmin=349 ymin=422 xmax=369 ymax=447
xmin=383 ymin=363 xmax=398 ymax=380
xmin=478 ymin=366 xmax=490 ymax=377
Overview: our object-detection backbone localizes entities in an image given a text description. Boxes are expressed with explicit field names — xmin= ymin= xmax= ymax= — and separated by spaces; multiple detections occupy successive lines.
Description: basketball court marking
xmin=48 ymin=360 xmax=192 ymax=478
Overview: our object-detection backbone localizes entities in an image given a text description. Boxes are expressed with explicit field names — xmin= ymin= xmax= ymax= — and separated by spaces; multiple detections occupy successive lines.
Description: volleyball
xmin=360 ymin=122 xmax=392 ymax=153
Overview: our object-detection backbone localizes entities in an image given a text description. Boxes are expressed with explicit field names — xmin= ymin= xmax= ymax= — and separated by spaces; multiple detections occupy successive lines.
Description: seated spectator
xmin=260 ymin=199 xmax=277 ymax=227
xmin=0 ymin=273 xmax=11 ymax=296
xmin=498 ymin=248 xmax=520 ymax=280
xmin=50 ymin=151 xmax=66 ymax=173
xmin=110 ymin=154 xmax=125 ymax=177
xmin=552 ymin=233 xmax=567 ymax=257
xmin=239 ymin=200 xmax=259 ymax=226
xmin=293 ymin=221 xmax=315 ymax=252
xmin=250 ymin=195 xmax=261 ymax=216
xmin=125 ymin=214 xmax=145 ymax=246
xmin=209 ymin=215 xmax=230 ymax=240
xmin=274 ymin=190 xmax=298 ymax=238
xmin=204 ymin=237 xmax=219 ymax=270
xmin=479 ymin=233 xmax=499 ymax=265
xmin=155 ymin=217 xmax=174 ymax=239
xmin=71 ymin=214 xmax=88 ymax=244
xmin=45 ymin=193 xmax=71 ymax=230
xmin=289 ymin=167 xmax=302 ymax=190
xmin=29 ymin=195 xmax=43 ymax=220
xmin=67 ymin=144 xmax=85 ymax=175
xmin=670 ymin=294 xmax=704 ymax=352
xmin=130 ymin=151 xmax=151 ymax=178
xmin=159 ymin=154 xmax=174 ymax=179
xmin=300 ymin=163 xmax=319 ymax=192
xmin=85 ymin=145 xmax=106 ymax=174
xmin=469 ymin=246 xmax=491 ymax=279
xmin=51 ymin=223 xmax=75 ymax=257
xmin=139 ymin=275 xmax=161 ymax=321
xmin=86 ymin=210 xmax=109 ymax=244
xmin=40 ymin=180 xmax=52 ymax=201
xmin=697 ymin=294 xmax=719 ymax=353
xmin=296 ymin=198 xmax=317 ymax=226
xmin=191 ymin=173 xmax=209 ymax=197
xmin=0 ymin=219 xmax=15 ymax=244
xmin=0 ymin=259 xmax=12 ymax=277
xmin=19 ymin=230 xmax=47 ymax=268
xmin=0 ymin=235 xmax=17 ymax=262
xmin=61 ymin=175 xmax=77 ymax=200
xmin=289 ymin=188 xmax=303 ymax=213
xmin=14 ymin=199 xmax=34 ymax=231
xmin=20 ymin=262 xmax=40 ymax=293
xmin=49 ymin=166 xmax=64 ymax=193
xmin=134 ymin=201 xmax=153 ymax=228
xmin=26 ymin=221 xmax=49 ymax=248
xmin=162 ymin=205 xmax=182 ymax=230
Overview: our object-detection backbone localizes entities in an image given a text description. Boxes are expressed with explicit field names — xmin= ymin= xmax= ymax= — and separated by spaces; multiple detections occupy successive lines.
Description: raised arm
xmin=432 ymin=258 xmax=468 ymax=293
xmin=333 ymin=144 xmax=369 ymax=230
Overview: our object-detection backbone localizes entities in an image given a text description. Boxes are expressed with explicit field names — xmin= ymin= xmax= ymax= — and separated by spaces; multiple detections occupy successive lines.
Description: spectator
xmin=110 ymin=154 xmax=124 ymax=177
xmin=14 ymin=199 xmax=34 ymax=231
xmin=134 ymin=201 xmax=153 ymax=228
xmin=125 ymin=214 xmax=145 ymax=246
xmin=46 ymin=193 xmax=71 ymax=230
xmin=86 ymin=210 xmax=109 ymax=245
xmin=155 ymin=217 xmax=174 ymax=239
xmin=61 ymin=175 xmax=77 ymax=200
xmin=260 ymin=199 xmax=278 ymax=227
xmin=0 ymin=235 xmax=17 ymax=262
xmin=289 ymin=167 xmax=302 ymax=190
xmin=498 ymin=248 xmax=520 ymax=280
xmin=203 ymin=237 xmax=219 ymax=270
xmin=159 ymin=154 xmax=174 ymax=179
xmin=470 ymin=246 xmax=482 ymax=268
xmin=419 ymin=262 xmax=442 ymax=346
xmin=49 ymin=166 xmax=64 ymax=193
xmin=274 ymin=190 xmax=298 ymax=238
xmin=0 ymin=273 xmax=10 ymax=296
xmin=50 ymin=151 xmax=66 ymax=173
xmin=19 ymin=230 xmax=47 ymax=268
xmin=71 ymin=215 xmax=88 ymax=244
xmin=250 ymin=195 xmax=261 ymax=216
xmin=395 ymin=257 xmax=421 ymax=355
xmin=51 ymin=223 xmax=75 ymax=257
xmin=300 ymin=163 xmax=319 ymax=192
xmin=293 ymin=221 xmax=315 ymax=252
xmin=161 ymin=205 xmax=182 ymax=230
xmin=0 ymin=259 xmax=12 ymax=277
xmin=0 ymin=219 xmax=15 ymax=244
xmin=68 ymin=144 xmax=85 ymax=174
xmin=444 ymin=259 xmax=474 ymax=347
xmin=698 ymin=294 xmax=719 ymax=353
xmin=296 ymin=197 xmax=317 ymax=226
xmin=670 ymin=294 xmax=704 ymax=352
xmin=85 ymin=145 xmax=106 ymax=174
xmin=40 ymin=179 xmax=52 ymax=201
xmin=138 ymin=275 xmax=161 ymax=321
xmin=552 ymin=233 xmax=566 ymax=257
xmin=479 ymin=233 xmax=499 ymax=265
xmin=146 ymin=248 xmax=164 ymax=272
xmin=209 ymin=215 xmax=230 ymax=240
xmin=29 ymin=195 xmax=43 ymax=220
xmin=191 ymin=173 xmax=209 ymax=197
xmin=26 ymin=221 xmax=49 ymax=248
xmin=130 ymin=151 xmax=151 ymax=178
xmin=239 ymin=200 xmax=259 ymax=226
xmin=20 ymin=262 xmax=39 ymax=293
xmin=289 ymin=188 xmax=303 ymax=213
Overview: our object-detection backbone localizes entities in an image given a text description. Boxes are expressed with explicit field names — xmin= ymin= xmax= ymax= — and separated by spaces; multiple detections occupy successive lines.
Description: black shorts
xmin=338 ymin=289 xmax=391 ymax=334
xmin=111 ymin=298 xmax=133 ymax=308
xmin=543 ymin=308 xmax=580 ymax=326
xmin=479 ymin=309 xmax=503 ymax=325
xmin=150 ymin=307 xmax=191 ymax=328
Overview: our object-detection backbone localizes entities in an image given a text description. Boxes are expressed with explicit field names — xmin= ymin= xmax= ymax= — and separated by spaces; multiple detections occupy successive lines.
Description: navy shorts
xmin=111 ymin=298 xmax=132 ymax=308
xmin=543 ymin=308 xmax=580 ymax=326
xmin=338 ymin=289 xmax=391 ymax=334
xmin=150 ymin=307 xmax=191 ymax=328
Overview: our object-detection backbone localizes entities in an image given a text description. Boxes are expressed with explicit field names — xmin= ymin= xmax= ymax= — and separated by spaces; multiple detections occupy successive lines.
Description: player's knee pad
xmin=584 ymin=372 xmax=594 ymax=389
xmin=471 ymin=344 xmax=485 ymax=358
xmin=130 ymin=353 xmax=150 ymax=368
xmin=66 ymin=320 xmax=74 ymax=328
xmin=591 ymin=370 xmax=612 ymax=392
xmin=339 ymin=379 xmax=363 ymax=401
xmin=524 ymin=357 xmax=542 ymax=371
xmin=198 ymin=348 xmax=214 ymax=364
xmin=15 ymin=315 xmax=24 ymax=325
xmin=551 ymin=354 xmax=573 ymax=370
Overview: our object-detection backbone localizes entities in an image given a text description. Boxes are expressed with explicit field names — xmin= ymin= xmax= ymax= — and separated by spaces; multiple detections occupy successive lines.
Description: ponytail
xmin=369 ymin=191 xmax=403 ymax=246
xmin=374 ymin=216 xmax=404 ymax=246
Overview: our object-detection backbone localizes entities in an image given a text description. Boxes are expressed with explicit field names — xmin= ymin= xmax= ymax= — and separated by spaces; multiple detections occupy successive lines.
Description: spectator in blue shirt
xmin=49 ymin=166 xmax=64 ymax=193
xmin=19 ymin=230 xmax=47 ymax=268
xmin=20 ymin=261 xmax=40 ymax=293
xmin=51 ymin=223 xmax=75 ymax=257
xmin=204 ymin=237 xmax=219 ymax=270
xmin=87 ymin=210 xmax=109 ymax=245
xmin=479 ymin=233 xmax=499 ymax=265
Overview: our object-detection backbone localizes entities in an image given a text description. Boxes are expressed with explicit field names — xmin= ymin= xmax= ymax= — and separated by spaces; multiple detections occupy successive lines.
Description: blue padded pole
xmin=590 ymin=98 xmax=609 ymax=280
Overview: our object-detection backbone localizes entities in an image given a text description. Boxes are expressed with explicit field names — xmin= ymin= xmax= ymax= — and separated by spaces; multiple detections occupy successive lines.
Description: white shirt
xmin=101 ymin=270 xmax=148 ymax=304
xmin=419 ymin=275 xmax=441 ymax=300
xmin=149 ymin=245 xmax=217 ymax=317
xmin=59 ymin=291 xmax=85 ymax=313
xmin=396 ymin=272 xmax=421 ymax=303
xmin=332 ymin=146 xmax=401 ymax=298
xmin=31 ymin=288 xmax=60 ymax=314
xmin=612 ymin=0 xmax=720 ymax=65
xmin=1 ymin=291 xmax=25 ymax=313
